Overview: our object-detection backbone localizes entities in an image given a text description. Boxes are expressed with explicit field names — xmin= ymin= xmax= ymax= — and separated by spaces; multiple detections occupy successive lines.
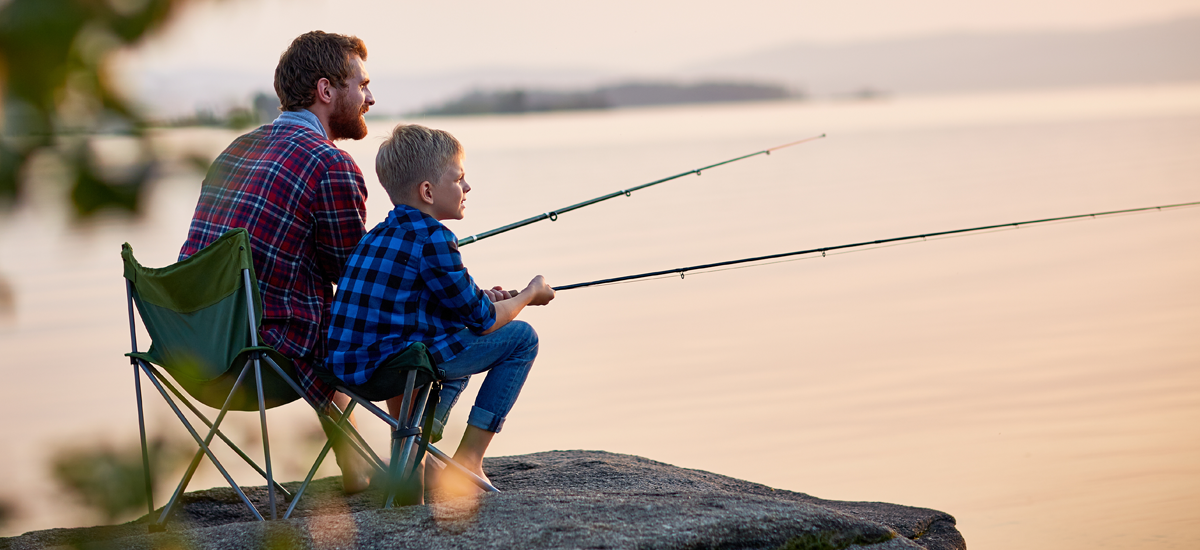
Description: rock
xmin=0 ymin=450 xmax=965 ymax=550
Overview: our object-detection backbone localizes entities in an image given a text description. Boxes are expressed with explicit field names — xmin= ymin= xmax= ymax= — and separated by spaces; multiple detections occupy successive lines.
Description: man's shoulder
xmin=225 ymin=124 xmax=359 ymax=171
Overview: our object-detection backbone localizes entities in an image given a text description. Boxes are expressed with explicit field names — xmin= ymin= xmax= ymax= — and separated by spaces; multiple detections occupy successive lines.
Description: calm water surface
xmin=1 ymin=84 xmax=1198 ymax=549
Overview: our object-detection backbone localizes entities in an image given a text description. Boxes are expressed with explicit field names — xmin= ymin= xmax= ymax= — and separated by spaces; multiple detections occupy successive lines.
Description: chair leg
xmin=326 ymin=401 xmax=389 ymax=476
xmin=134 ymin=363 xmax=155 ymax=518
xmin=156 ymin=446 xmax=210 ymax=530
xmin=388 ymin=377 xmax=440 ymax=508
xmin=261 ymin=356 xmax=388 ymax=475
xmin=127 ymin=281 xmax=156 ymax=518
xmin=253 ymin=358 xmax=277 ymax=520
xmin=397 ymin=384 xmax=432 ymax=481
xmin=141 ymin=361 xmax=265 ymax=526
xmin=341 ymin=415 xmax=388 ymax=475
xmin=282 ymin=439 xmax=334 ymax=519
xmin=151 ymin=367 xmax=292 ymax=499
xmin=384 ymin=371 xmax=418 ymax=509
xmin=282 ymin=401 xmax=361 ymax=519
xmin=240 ymin=272 xmax=279 ymax=520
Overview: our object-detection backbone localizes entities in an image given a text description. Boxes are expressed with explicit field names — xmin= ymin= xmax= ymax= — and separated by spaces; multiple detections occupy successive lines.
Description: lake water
xmin=1 ymin=84 xmax=1198 ymax=549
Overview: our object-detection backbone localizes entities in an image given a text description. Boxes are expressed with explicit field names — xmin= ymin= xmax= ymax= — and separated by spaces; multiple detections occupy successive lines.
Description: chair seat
xmin=314 ymin=343 xmax=437 ymax=403
xmin=128 ymin=346 xmax=301 ymax=411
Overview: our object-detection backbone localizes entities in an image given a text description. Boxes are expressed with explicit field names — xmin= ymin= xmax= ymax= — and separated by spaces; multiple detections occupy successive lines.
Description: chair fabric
xmin=122 ymin=229 xmax=300 ymax=411
xmin=122 ymin=228 xmax=315 ymax=527
xmin=315 ymin=344 xmax=437 ymax=402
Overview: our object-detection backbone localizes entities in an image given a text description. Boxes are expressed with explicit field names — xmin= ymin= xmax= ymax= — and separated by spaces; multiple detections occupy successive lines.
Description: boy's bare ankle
xmin=436 ymin=464 xmax=488 ymax=499
xmin=452 ymin=455 xmax=484 ymax=476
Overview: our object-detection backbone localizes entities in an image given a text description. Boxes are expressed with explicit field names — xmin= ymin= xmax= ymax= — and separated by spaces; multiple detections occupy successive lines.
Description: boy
xmin=323 ymin=123 xmax=554 ymax=495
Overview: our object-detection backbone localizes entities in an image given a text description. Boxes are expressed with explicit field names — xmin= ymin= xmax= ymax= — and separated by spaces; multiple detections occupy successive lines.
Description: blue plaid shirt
xmin=326 ymin=204 xmax=496 ymax=385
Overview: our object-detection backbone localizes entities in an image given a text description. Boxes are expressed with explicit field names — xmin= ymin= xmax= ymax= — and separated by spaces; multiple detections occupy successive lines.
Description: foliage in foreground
xmin=51 ymin=438 xmax=190 ymax=524
xmin=0 ymin=0 xmax=199 ymax=217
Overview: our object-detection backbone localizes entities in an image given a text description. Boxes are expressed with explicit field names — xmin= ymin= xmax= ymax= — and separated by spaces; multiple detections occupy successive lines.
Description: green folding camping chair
xmin=122 ymin=228 xmax=377 ymax=529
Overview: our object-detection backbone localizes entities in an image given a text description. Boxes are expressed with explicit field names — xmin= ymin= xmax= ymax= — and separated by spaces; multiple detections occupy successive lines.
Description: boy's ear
xmin=417 ymin=180 xmax=435 ymax=204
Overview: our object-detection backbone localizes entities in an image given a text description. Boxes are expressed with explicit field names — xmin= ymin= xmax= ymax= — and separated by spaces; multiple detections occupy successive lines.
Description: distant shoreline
xmin=414 ymin=81 xmax=797 ymax=117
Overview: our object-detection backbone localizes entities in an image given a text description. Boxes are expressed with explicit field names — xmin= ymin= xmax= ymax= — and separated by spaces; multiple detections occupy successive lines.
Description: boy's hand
xmin=522 ymin=275 xmax=555 ymax=306
xmin=480 ymin=276 xmax=553 ymax=335
xmin=483 ymin=286 xmax=514 ymax=302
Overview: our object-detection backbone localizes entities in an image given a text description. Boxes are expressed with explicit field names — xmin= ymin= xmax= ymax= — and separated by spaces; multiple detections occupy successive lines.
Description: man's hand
xmin=521 ymin=275 xmax=555 ymax=306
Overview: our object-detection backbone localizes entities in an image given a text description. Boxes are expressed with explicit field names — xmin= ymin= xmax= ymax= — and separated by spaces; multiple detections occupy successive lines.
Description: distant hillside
xmin=417 ymin=81 xmax=793 ymax=116
xmin=687 ymin=16 xmax=1200 ymax=95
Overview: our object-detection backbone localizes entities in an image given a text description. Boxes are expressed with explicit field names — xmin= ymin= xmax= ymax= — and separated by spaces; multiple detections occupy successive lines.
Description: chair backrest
xmin=123 ymin=228 xmax=300 ymax=410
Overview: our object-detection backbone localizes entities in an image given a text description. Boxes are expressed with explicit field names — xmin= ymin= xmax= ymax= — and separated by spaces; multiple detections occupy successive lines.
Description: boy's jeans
xmin=431 ymin=320 xmax=538 ymax=439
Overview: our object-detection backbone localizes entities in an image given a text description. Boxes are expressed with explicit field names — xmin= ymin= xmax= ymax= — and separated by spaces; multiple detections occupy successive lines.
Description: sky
xmin=122 ymin=0 xmax=1200 ymax=76
xmin=108 ymin=0 xmax=1200 ymax=117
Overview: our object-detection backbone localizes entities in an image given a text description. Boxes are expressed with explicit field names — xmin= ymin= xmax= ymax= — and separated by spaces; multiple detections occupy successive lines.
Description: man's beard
xmin=328 ymin=92 xmax=368 ymax=140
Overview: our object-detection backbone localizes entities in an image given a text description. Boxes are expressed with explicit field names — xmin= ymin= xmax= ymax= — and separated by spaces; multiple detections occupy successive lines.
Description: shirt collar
xmin=391 ymin=204 xmax=444 ymax=227
xmin=273 ymin=109 xmax=327 ymax=139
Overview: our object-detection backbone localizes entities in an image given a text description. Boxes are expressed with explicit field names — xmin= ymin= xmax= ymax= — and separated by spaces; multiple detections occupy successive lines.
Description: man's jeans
xmin=432 ymin=320 xmax=538 ymax=439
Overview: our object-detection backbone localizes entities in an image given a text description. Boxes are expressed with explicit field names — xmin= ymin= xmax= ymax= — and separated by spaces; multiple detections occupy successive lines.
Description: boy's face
xmin=429 ymin=155 xmax=469 ymax=221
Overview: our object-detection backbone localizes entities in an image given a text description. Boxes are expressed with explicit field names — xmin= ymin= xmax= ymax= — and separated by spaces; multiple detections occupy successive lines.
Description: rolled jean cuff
xmin=430 ymin=417 xmax=446 ymax=444
xmin=467 ymin=406 xmax=505 ymax=433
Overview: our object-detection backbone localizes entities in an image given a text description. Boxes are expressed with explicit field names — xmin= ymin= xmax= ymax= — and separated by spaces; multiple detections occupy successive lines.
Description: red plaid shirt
xmin=180 ymin=120 xmax=367 ymax=409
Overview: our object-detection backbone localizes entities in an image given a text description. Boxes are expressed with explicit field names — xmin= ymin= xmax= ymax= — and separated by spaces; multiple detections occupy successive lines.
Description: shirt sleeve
xmin=418 ymin=227 xmax=497 ymax=334
xmin=312 ymin=152 xmax=368 ymax=283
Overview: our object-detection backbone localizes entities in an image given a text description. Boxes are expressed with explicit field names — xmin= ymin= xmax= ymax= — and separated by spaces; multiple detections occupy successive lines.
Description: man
xmin=179 ymin=31 xmax=375 ymax=492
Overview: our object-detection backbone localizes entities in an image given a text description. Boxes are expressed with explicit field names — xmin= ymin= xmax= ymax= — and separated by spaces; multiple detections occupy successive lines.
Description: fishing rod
xmin=456 ymin=134 xmax=826 ymax=247
xmin=551 ymin=200 xmax=1200 ymax=291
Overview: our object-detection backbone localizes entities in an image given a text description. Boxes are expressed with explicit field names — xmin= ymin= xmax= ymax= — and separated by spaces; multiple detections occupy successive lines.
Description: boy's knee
xmin=508 ymin=320 xmax=538 ymax=350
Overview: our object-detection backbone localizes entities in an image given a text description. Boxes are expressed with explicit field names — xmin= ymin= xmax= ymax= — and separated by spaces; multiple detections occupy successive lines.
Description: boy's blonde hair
xmin=376 ymin=124 xmax=464 ymax=204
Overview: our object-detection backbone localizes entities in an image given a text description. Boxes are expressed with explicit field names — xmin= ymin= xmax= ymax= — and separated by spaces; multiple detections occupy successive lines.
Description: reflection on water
xmin=1 ymin=85 xmax=1198 ymax=549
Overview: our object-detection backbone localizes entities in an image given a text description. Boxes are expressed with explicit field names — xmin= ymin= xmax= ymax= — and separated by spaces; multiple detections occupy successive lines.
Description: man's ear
xmin=315 ymin=77 xmax=335 ymax=106
xmin=417 ymin=181 xmax=435 ymax=204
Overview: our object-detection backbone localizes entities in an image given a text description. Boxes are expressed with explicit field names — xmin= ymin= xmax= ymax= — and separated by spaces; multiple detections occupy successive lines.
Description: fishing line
xmin=457 ymin=134 xmax=826 ymax=246
xmin=694 ymin=221 xmax=1096 ymax=277
xmin=555 ymin=228 xmax=1020 ymax=290
xmin=551 ymin=200 xmax=1200 ymax=291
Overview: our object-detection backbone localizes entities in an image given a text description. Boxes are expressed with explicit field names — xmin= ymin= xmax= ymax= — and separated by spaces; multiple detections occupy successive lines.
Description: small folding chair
xmin=316 ymin=347 xmax=501 ymax=506
xmin=122 ymin=228 xmax=359 ymax=529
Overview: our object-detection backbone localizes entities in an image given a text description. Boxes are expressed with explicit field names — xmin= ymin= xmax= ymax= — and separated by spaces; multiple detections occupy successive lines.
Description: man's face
xmin=429 ymin=155 xmax=469 ymax=221
xmin=328 ymin=55 xmax=373 ymax=140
